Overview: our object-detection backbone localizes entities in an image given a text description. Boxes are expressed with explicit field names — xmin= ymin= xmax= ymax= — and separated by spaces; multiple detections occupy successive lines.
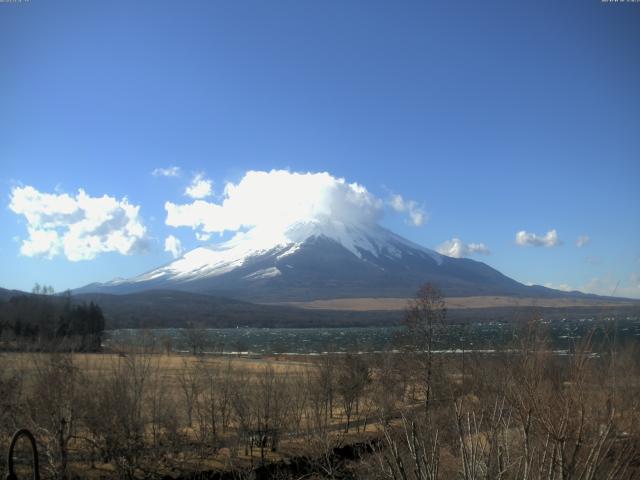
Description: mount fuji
xmin=76 ymin=218 xmax=586 ymax=302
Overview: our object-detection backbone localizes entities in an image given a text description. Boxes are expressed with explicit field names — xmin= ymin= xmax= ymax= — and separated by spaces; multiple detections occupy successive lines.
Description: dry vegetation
xmin=1 ymin=287 xmax=639 ymax=479
xmin=1 ymin=350 xmax=381 ymax=479
xmin=273 ymin=296 xmax=638 ymax=311
xmin=1 ymin=330 xmax=638 ymax=479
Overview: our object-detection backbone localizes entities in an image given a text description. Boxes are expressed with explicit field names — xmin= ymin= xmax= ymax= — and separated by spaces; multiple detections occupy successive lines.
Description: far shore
xmin=265 ymin=295 xmax=640 ymax=311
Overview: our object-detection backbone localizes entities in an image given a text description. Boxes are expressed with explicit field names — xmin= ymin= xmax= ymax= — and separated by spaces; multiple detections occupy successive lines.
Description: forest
xmin=0 ymin=285 xmax=105 ymax=352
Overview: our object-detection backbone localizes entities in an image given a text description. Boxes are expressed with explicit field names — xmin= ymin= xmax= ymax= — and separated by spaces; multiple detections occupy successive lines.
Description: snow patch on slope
xmin=124 ymin=218 xmax=443 ymax=284
xmin=284 ymin=219 xmax=442 ymax=264
xmin=243 ymin=267 xmax=281 ymax=280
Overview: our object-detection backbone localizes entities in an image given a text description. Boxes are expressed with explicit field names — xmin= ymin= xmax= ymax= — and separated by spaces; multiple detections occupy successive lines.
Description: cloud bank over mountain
xmin=165 ymin=170 xmax=390 ymax=240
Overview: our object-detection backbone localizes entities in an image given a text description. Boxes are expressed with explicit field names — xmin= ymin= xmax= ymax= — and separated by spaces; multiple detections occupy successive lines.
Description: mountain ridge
xmin=73 ymin=219 xmax=623 ymax=302
xmin=2 ymin=287 xmax=638 ymax=330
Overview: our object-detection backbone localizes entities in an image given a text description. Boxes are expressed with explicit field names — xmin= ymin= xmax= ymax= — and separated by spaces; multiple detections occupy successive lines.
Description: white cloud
xmin=152 ymin=166 xmax=181 ymax=177
xmin=164 ymin=235 xmax=183 ymax=258
xmin=184 ymin=173 xmax=213 ymax=199
xmin=515 ymin=229 xmax=561 ymax=247
xmin=9 ymin=186 xmax=148 ymax=261
xmin=542 ymin=273 xmax=640 ymax=299
xmin=436 ymin=238 xmax=491 ymax=258
xmin=576 ymin=235 xmax=590 ymax=248
xmin=166 ymin=170 xmax=385 ymax=238
xmin=195 ymin=232 xmax=211 ymax=241
xmin=543 ymin=282 xmax=574 ymax=292
xmin=388 ymin=194 xmax=426 ymax=226
xmin=582 ymin=276 xmax=638 ymax=298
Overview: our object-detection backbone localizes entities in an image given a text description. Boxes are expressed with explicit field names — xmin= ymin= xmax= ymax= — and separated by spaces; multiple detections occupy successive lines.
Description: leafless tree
xmin=81 ymin=351 xmax=158 ymax=479
xmin=316 ymin=353 xmax=337 ymax=423
xmin=252 ymin=366 xmax=291 ymax=462
xmin=177 ymin=357 xmax=201 ymax=427
xmin=26 ymin=353 xmax=84 ymax=480
xmin=181 ymin=321 xmax=208 ymax=356
xmin=337 ymin=353 xmax=371 ymax=433
xmin=372 ymin=352 xmax=405 ymax=425
xmin=194 ymin=357 xmax=235 ymax=453
xmin=286 ymin=369 xmax=309 ymax=436
xmin=404 ymin=283 xmax=447 ymax=416
xmin=0 ymin=353 xmax=22 ymax=477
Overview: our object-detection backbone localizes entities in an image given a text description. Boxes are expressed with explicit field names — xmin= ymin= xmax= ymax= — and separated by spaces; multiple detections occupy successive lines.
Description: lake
xmin=104 ymin=316 xmax=640 ymax=355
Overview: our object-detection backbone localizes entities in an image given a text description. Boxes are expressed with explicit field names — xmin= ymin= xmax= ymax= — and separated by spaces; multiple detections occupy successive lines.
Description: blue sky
xmin=1 ymin=0 xmax=639 ymax=297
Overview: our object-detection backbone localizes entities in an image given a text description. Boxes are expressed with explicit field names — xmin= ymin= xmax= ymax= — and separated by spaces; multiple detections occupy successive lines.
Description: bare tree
xmin=181 ymin=321 xmax=208 ymax=356
xmin=81 ymin=351 xmax=158 ymax=479
xmin=337 ymin=353 xmax=371 ymax=433
xmin=372 ymin=352 xmax=405 ymax=425
xmin=27 ymin=353 xmax=82 ymax=480
xmin=0 ymin=354 xmax=23 ymax=478
xmin=177 ymin=358 xmax=201 ymax=427
xmin=286 ymin=368 xmax=309 ymax=436
xmin=373 ymin=413 xmax=441 ymax=480
xmin=316 ymin=353 xmax=337 ymax=423
xmin=252 ymin=366 xmax=291 ymax=462
xmin=404 ymin=283 xmax=447 ymax=415
xmin=194 ymin=357 xmax=234 ymax=451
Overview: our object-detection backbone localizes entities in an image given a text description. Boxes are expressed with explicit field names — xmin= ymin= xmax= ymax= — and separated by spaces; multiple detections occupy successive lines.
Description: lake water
xmin=104 ymin=317 xmax=640 ymax=355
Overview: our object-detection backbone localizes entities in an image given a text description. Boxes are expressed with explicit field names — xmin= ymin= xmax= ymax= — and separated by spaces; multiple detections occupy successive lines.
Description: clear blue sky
xmin=1 ymin=0 xmax=639 ymax=297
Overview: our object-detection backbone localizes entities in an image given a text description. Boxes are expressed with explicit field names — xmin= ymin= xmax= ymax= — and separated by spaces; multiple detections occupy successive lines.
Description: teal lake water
xmin=105 ymin=317 xmax=640 ymax=355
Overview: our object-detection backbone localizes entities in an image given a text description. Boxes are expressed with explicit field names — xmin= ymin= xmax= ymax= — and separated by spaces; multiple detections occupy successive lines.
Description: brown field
xmin=269 ymin=295 xmax=638 ymax=311
xmin=1 ymin=350 xmax=382 ymax=479
xmin=2 ymin=320 xmax=639 ymax=479
xmin=4 ymin=351 xmax=310 ymax=377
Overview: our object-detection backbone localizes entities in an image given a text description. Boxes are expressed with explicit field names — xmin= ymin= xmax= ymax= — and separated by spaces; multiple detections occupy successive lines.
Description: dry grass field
xmin=2 ymin=318 xmax=640 ymax=479
xmin=1 ymin=350 xmax=384 ymax=479
xmin=3 ymin=351 xmax=310 ymax=378
xmin=271 ymin=295 xmax=639 ymax=311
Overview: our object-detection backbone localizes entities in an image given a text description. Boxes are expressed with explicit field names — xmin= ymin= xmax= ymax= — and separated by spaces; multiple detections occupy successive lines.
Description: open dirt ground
xmin=270 ymin=295 xmax=638 ymax=311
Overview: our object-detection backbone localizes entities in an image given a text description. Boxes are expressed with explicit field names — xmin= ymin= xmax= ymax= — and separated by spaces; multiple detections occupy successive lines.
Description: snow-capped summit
xmin=76 ymin=217 xmax=560 ymax=301
xmin=125 ymin=218 xmax=440 ymax=284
